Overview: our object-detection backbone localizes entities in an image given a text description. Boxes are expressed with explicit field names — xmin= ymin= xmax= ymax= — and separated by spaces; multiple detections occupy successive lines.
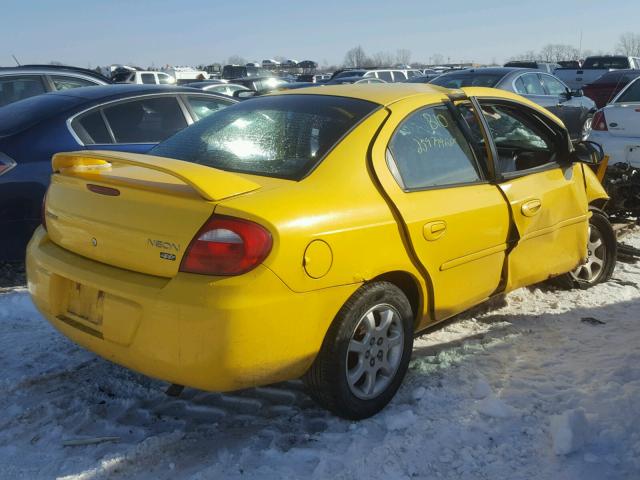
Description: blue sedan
xmin=0 ymin=84 xmax=236 ymax=261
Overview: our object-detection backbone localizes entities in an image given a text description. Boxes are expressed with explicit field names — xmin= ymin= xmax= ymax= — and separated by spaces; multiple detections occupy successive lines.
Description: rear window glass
xmin=582 ymin=57 xmax=630 ymax=69
xmin=150 ymin=95 xmax=378 ymax=180
xmin=616 ymin=79 xmax=640 ymax=103
xmin=431 ymin=73 xmax=504 ymax=88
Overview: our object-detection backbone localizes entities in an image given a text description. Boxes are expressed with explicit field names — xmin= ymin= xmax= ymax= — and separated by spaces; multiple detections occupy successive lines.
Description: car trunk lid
xmin=45 ymin=150 xmax=262 ymax=277
xmin=603 ymin=103 xmax=640 ymax=137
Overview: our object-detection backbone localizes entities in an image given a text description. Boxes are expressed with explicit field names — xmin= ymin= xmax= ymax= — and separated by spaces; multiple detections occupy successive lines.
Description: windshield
xmin=430 ymin=72 xmax=504 ymax=88
xmin=150 ymin=94 xmax=378 ymax=180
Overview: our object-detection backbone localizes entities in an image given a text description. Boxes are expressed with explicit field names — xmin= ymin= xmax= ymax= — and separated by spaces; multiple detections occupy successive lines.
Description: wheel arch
xmin=369 ymin=270 xmax=424 ymax=330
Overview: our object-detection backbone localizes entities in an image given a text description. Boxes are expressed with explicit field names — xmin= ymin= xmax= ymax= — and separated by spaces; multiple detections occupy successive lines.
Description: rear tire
xmin=554 ymin=210 xmax=616 ymax=289
xmin=303 ymin=281 xmax=414 ymax=420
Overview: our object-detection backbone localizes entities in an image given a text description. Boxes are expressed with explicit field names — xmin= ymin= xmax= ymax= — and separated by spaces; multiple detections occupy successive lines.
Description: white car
xmin=114 ymin=70 xmax=176 ymax=85
xmin=587 ymin=76 xmax=640 ymax=168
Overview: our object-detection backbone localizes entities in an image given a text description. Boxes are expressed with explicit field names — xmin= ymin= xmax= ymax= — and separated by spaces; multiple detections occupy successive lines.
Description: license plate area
xmin=66 ymin=281 xmax=105 ymax=327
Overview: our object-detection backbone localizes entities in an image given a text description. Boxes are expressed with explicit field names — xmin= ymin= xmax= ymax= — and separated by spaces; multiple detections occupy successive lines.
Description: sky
xmin=2 ymin=0 xmax=639 ymax=68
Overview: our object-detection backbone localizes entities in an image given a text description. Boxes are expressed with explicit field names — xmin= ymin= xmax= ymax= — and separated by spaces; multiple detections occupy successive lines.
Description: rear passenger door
xmin=69 ymin=95 xmax=189 ymax=153
xmin=371 ymin=98 xmax=511 ymax=321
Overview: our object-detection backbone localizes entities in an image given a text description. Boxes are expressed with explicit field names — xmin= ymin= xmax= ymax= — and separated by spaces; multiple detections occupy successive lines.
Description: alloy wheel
xmin=345 ymin=304 xmax=405 ymax=400
xmin=571 ymin=225 xmax=606 ymax=283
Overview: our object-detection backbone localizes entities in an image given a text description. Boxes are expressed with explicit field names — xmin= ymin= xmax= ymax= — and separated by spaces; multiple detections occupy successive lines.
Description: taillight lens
xmin=180 ymin=215 xmax=272 ymax=276
xmin=592 ymin=110 xmax=608 ymax=131
xmin=0 ymin=152 xmax=17 ymax=176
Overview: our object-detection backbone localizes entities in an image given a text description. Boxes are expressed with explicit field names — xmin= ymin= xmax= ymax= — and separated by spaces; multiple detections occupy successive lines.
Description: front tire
xmin=581 ymin=114 xmax=594 ymax=140
xmin=303 ymin=282 xmax=414 ymax=420
xmin=555 ymin=210 xmax=616 ymax=288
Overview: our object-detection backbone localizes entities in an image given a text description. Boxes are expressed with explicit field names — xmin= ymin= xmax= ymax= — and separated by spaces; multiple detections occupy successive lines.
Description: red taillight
xmin=41 ymin=190 xmax=48 ymax=231
xmin=592 ymin=110 xmax=608 ymax=131
xmin=180 ymin=215 xmax=272 ymax=276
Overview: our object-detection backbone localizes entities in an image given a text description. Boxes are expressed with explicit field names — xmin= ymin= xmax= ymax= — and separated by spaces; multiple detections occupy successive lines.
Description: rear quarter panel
xmin=216 ymin=108 xmax=425 ymax=300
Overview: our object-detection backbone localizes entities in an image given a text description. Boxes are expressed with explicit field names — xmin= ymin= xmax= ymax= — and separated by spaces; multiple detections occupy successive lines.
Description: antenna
xmin=11 ymin=54 xmax=21 ymax=66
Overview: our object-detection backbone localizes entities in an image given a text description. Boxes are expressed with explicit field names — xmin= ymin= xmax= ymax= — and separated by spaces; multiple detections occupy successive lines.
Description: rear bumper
xmin=27 ymin=227 xmax=359 ymax=391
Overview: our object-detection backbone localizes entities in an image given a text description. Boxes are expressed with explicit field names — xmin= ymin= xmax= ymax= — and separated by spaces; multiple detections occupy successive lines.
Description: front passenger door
xmin=477 ymin=100 xmax=589 ymax=290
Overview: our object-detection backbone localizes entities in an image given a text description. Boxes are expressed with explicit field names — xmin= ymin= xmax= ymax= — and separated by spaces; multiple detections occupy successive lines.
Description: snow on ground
xmin=1 ymin=230 xmax=639 ymax=480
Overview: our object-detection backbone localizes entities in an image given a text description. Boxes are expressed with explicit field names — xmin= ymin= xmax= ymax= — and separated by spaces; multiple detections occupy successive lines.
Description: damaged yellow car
xmin=27 ymin=84 xmax=616 ymax=419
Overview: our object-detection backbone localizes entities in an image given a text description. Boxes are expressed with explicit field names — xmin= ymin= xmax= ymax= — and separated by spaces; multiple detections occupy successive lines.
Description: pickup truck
xmin=555 ymin=56 xmax=640 ymax=90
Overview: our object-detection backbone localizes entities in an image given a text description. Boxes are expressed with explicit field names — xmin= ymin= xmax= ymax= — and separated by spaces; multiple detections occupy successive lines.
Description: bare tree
xmin=371 ymin=51 xmax=394 ymax=67
xmin=344 ymin=45 xmax=369 ymax=68
xmin=396 ymin=49 xmax=412 ymax=66
xmin=430 ymin=53 xmax=445 ymax=65
xmin=226 ymin=54 xmax=247 ymax=65
xmin=616 ymin=32 xmax=640 ymax=56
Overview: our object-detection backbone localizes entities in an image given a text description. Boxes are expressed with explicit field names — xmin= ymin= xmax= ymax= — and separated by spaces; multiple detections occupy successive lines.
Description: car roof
xmin=42 ymin=83 xmax=202 ymax=100
xmin=0 ymin=65 xmax=111 ymax=83
xmin=275 ymin=84 xmax=564 ymax=124
xmin=277 ymin=83 xmax=452 ymax=105
xmin=442 ymin=67 xmax=538 ymax=75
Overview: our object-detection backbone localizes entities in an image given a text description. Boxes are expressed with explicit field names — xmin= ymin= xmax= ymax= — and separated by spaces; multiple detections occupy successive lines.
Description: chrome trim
xmin=65 ymin=92 xmax=222 ymax=146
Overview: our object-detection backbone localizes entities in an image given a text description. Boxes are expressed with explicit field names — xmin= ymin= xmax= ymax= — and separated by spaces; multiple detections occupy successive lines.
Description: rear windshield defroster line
xmin=150 ymin=94 xmax=379 ymax=180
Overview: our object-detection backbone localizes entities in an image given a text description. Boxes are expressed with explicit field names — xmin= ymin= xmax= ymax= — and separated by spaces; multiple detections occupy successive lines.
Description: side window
xmin=71 ymin=110 xmax=112 ymax=144
xmin=540 ymin=75 xmax=567 ymax=96
xmin=50 ymin=75 xmax=99 ymax=91
xmin=186 ymin=95 xmax=233 ymax=120
xmin=388 ymin=105 xmax=482 ymax=190
xmin=157 ymin=73 xmax=172 ymax=84
xmin=514 ymin=77 xmax=527 ymax=95
xmin=103 ymin=96 xmax=187 ymax=143
xmin=377 ymin=71 xmax=393 ymax=82
xmin=392 ymin=71 xmax=407 ymax=82
xmin=479 ymin=102 xmax=555 ymax=173
xmin=518 ymin=74 xmax=545 ymax=95
xmin=0 ymin=75 xmax=46 ymax=106
xmin=140 ymin=73 xmax=156 ymax=84
xmin=363 ymin=71 xmax=375 ymax=78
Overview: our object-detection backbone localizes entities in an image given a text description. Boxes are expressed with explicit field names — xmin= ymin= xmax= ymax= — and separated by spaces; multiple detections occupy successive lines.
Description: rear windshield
xmin=582 ymin=57 xmax=630 ymax=69
xmin=430 ymin=72 xmax=504 ymax=88
xmin=150 ymin=94 xmax=378 ymax=180
xmin=616 ymin=79 xmax=640 ymax=103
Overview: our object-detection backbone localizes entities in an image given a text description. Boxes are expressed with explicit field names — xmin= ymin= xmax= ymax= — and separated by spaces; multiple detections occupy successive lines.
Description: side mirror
xmin=569 ymin=140 xmax=604 ymax=165
xmin=233 ymin=90 xmax=258 ymax=99
xmin=571 ymin=88 xmax=584 ymax=98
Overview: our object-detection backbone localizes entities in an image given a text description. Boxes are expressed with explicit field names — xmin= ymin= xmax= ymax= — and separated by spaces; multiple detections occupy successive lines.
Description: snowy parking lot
xmin=0 ymin=230 xmax=639 ymax=480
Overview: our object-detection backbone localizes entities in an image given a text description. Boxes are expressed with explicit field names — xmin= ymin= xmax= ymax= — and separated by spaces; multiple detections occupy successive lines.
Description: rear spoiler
xmin=52 ymin=150 xmax=261 ymax=202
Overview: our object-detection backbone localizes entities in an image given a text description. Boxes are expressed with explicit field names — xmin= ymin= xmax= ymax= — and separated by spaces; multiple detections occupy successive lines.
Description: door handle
xmin=423 ymin=221 xmax=447 ymax=241
xmin=521 ymin=199 xmax=542 ymax=217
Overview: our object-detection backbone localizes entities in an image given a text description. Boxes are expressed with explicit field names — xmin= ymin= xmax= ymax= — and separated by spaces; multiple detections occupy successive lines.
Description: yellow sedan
xmin=27 ymin=84 xmax=616 ymax=419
